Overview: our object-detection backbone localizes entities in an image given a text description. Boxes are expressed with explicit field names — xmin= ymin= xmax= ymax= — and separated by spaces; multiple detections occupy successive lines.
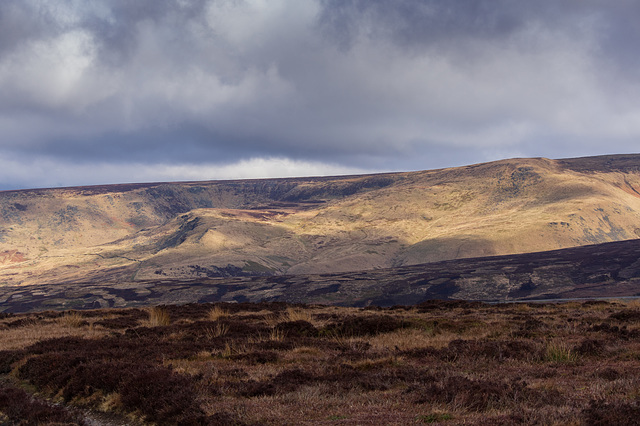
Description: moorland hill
xmin=1 ymin=154 xmax=640 ymax=287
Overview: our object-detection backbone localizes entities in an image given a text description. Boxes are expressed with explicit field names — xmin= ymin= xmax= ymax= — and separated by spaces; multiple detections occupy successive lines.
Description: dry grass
xmin=262 ymin=306 xmax=322 ymax=328
xmin=204 ymin=322 xmax=229 ymax=338
xmin=98 ymin=392 xmax=122 ymax=412
xmin=623 ymin=298 xmax=640 ymax=309
xmin=147 ymin=306 xmax=170 ymax=326
xmin=0 ymin=322 xmax=106 ymax=351
xmin=545 ymin=341 xmax=579 ymax=364
xmin=367 ymin=328 xmax=435 ymax=351
xmin=283 ymin=307 xmax=314 ymax=323
xmin=207 ymin=305 xmax=230 ymax=321
xmin=271 ymin=327 xmax=285 ymax=341
xmin=57 ymin=311 xmax=85 ymax=328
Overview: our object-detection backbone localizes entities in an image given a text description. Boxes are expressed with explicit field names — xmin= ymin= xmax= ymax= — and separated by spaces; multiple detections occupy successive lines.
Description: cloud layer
xmin=1 ymin=1 xmax=640 ymax=189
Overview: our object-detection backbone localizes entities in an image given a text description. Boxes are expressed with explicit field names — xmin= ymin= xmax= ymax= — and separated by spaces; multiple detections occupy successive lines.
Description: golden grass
xmin=264 ymin=307 xmax=318 ymax=328
xmin=283 ymin=307 xmax=314 ymax=323
xmin=545 ymin=341 xmax=579 ymax=364
xmin=514 ymin=303 xmax=533 ymax=312
xmin=98 ymin=392 xmax=122 ymax=413
xmin=0 ymin=323 xmax=107 ymax=351
xmin=622 ymin=298 xmax=640 ymax=309
xmin=208 ymin=306 xmax=231 ymax=321
xmin=270 ymin=328 xmax=285 ymax=342
xmin=229 ymin=383 xmax=427 ymax=425
xmin=204 ymin=322 xmax=229 ymax=338
xmin=367 ymin=328 xmax=435 ymax=351
xmin=282 ymin=346 xmax=326 ymax=363
xmin=221 ymin=342 xmax=236 ymax=358
xmin=147 ymin=306 xmax=170 ymax=326
xmin=57 ymin=311 xmax=85 ymax=328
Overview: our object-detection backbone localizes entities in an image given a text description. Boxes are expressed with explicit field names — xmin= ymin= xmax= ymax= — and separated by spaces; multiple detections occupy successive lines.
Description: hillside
xmin=2 ymin=237 xmax=640 ymax=313
xmin=2 ymin=153 xmax=640 ymax=286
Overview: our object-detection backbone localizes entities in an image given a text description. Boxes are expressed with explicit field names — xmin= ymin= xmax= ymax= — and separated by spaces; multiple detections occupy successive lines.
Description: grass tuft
xmin=147 ymin=306 xmax=170 ymax=326
xmin=208 ymin=306 xmax=231 ymax=321
xmin=205 ymin=322 xmax=229 ymax=338
xmin=270 ymin=327 xmax=285 ymax=342
xmin=545 ymin=341 xmax=578 ymax=363
xmin=284 ymin=307 xmax=314 ymax=323
xmin=57 ymin=312 xmax=85 ymax=328
xmin=99 ymin=392 xmax=122 ymax=412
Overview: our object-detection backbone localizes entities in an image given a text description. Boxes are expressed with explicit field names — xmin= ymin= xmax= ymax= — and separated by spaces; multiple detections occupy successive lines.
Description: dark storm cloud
xmin=1 ymin=0 xmax=640 ymax=189
xmin=317 ymin=0 xmax=617 ymax=43
xmin=80 ymin=1 xmax=211 ymax=68
xmin=0 ymin=1 xmax=60 ymax=55
xmin=317 ymin=0 xmax=526 ymax=50
xmin=317 ymin=0 xmax=640 ymax=82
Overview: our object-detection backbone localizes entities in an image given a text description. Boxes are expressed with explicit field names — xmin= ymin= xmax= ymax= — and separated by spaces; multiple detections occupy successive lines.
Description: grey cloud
xmin=81 ymin=1 xmax=212 ymax=67
xmin=0 ymin=2 xmax=61 ymax=56
xmin=0 ymin=1 xmax=639 ymax=190
xmin=316 ymin=1 xmax=639 ymax=69
xmin=317 ymin=0 xmax=527 ymax=51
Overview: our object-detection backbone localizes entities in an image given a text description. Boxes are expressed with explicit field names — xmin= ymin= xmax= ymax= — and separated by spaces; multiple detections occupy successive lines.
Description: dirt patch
xmin=0 ymin=250 xmax=26 ymax=265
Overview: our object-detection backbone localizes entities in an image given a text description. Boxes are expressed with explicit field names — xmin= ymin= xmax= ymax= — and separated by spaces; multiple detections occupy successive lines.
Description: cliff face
xmin=2 ymin=154 xmax=640 ymax=286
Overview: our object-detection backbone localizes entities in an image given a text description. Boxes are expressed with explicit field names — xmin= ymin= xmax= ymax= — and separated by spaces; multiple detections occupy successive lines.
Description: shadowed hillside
xmin=2 ymin=223 xmax=640 ymax=314
xmin=2 ymin=154 xmax=640 ymax=286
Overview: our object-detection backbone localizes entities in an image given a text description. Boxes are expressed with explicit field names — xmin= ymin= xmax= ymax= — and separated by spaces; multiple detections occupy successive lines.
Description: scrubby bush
xmin=609 ymin=309 xmax=640 ymax=322
xmin=19 ymin=353 xmax=84 ymax=391
xmin=0 ymin=350 xmax=25 ymax=374
xmin=582 ymin=399 xmax=640 ymax=425
xmin=118 ymin=366 xmax=206 ymax=424
xmin=574 ymin=338 xmax=606 ymax=356
xmin=445 ymin=339 xmax=539 ymax=362
xmin=411 ymin=376 xmax=560 ymax=411
xmin=19 ymin=353 xmax=206 ymax=424
xmin=4 ymin=300 xmax=640 ymax=424
xmin=276 ymin=320 xmax=318 ymax=337
xmin=230 ymin=350 xmax=278 ymax=364
xmin=0 ymin=384 xmax=82 ymax=424
xmin=237 ymin=368 xmax=316 ymax=397
xmin=321 ymin=315 xmax=406 ymax=337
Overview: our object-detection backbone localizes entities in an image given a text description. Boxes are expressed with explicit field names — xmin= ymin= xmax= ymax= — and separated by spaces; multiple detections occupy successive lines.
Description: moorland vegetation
xmin=1 ymin=300 xmax=640 ymax=424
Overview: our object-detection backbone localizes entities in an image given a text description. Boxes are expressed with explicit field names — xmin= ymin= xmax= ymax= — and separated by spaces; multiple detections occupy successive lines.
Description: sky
xmin=1 ymin=1 xmax=640 ymax=190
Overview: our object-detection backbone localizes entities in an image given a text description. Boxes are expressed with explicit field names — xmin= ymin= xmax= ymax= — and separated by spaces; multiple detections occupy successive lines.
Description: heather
xmin=1 ymin=300 xmax=640 ymax=424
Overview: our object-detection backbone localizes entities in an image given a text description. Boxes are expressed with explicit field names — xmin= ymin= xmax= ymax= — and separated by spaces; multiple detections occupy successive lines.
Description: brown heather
xmin=1 ymin=300 xmax=640 ymax=424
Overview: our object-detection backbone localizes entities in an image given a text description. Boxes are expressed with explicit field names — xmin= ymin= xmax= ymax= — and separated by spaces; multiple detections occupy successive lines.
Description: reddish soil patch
xmin=0 ymin=250 xmax=26 ymax=265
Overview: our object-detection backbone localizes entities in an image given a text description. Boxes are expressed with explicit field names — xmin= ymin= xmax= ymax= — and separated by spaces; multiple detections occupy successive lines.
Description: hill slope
xmin=2 ymin=154 xmax=640 ymax=286
xmin=2 ymin=237 xmax=640 ymax=313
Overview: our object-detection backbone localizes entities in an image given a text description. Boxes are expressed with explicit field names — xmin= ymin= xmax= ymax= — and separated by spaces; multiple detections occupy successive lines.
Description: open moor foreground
xmin=1 ymin=300 xmax=640 ymax=424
